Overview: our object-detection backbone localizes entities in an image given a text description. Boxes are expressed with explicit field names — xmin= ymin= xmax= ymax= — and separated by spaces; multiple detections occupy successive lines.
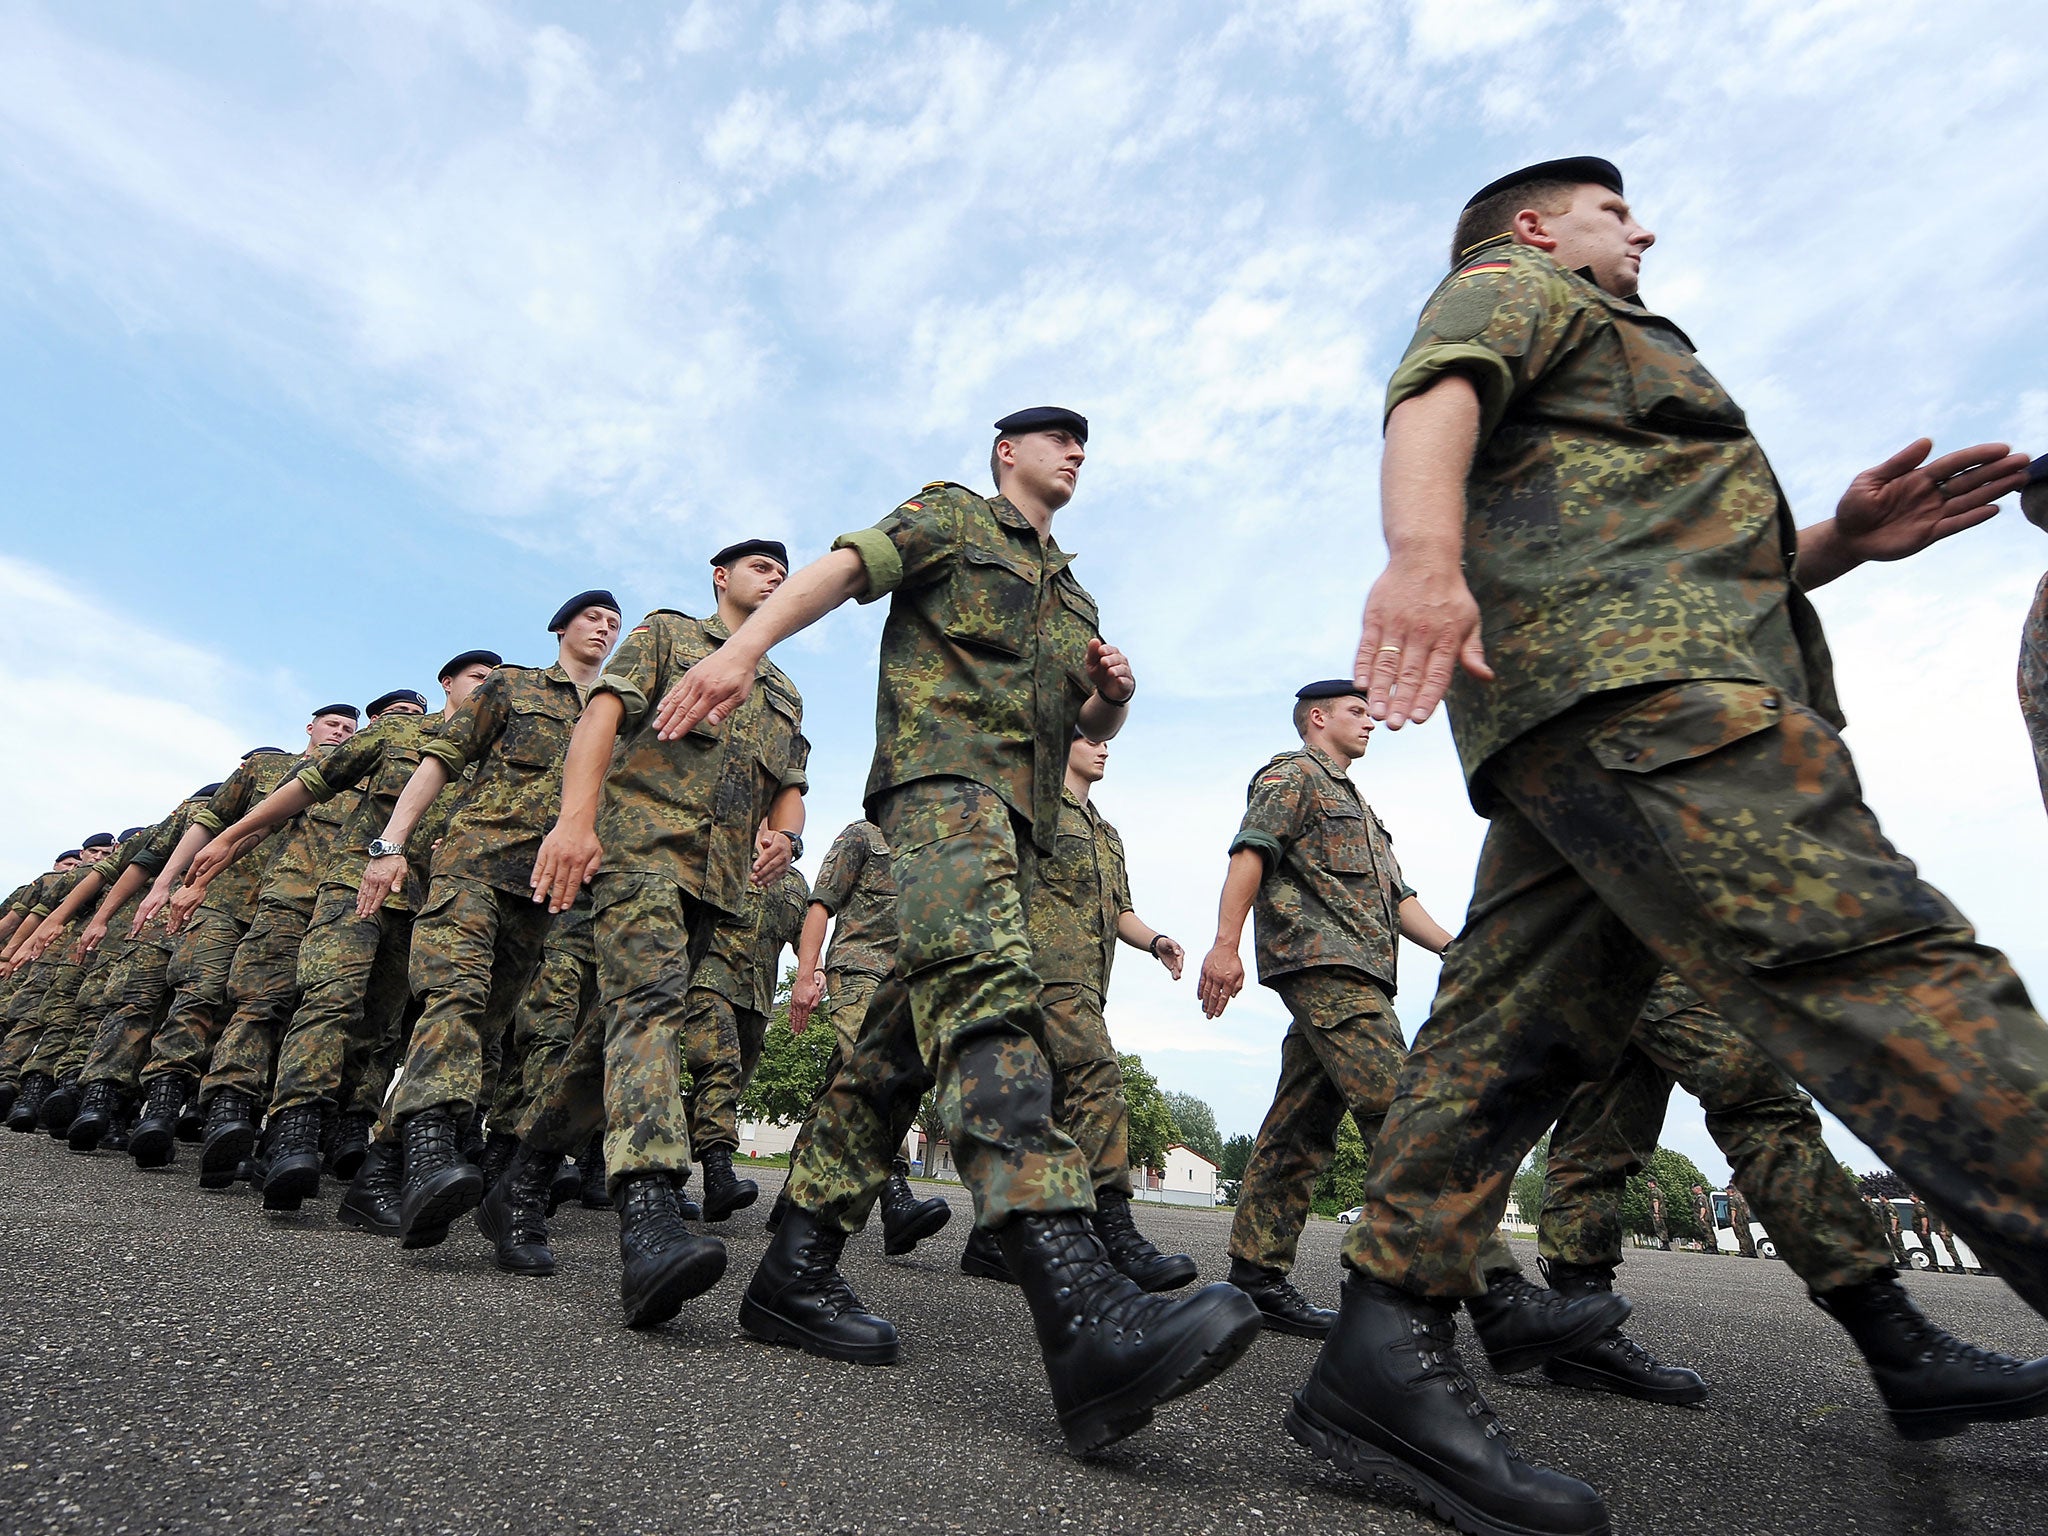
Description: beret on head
xmin=993 ymin=406 xmax=1088 ymax=444
xmin=366 ymin=688 xmax=428 ymax=717
xmin=548 ymin=590 xmax=621 ymax=633
xmin=1464 ymin=155 xmax=1623 ymax=210
xmin=195 ymin=782 xmax=223 ymax=799
xmin=311 ymin=703 xmax=360 ymax=722
xmin=1296 ymin=679 xmax=1368 ymax=702
xmin=2021 ymin=452 xmax=2048 ymax=535
xmin=119 ymin=827 xmax=145 ymax=842
xmin=439 ymin=649 xmax=502 ymax=683
xmin=709 ymin=541 xmax=788 ymax=573
xmin=81 ymin=832 xmax=116 ymax=849
xmin=57 ymin=849 xmax=81 ymax=862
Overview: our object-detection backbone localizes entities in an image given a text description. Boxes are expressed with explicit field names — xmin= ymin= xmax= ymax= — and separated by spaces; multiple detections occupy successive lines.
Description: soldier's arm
xmin=530 ymin=692 xmax=626 ymax=913
xmin=1116 ymin=910 xmax=1184 ymax=980
xmin=356 ymin=753 xmax=456 ymax=917
xmin=1196 ymin=850 xmax=1264 ymax=1019
xmin=1397 ymin=896 xmax=1454 ymax=955
xmin=14 ymin=869 xmax=106 ymax=962
xmin=78 ymin=861 xmax=151 ymax=957
xmin=183 ymin=781 xmax=318 ymax=890
xmin=788 ymin=902 xmax=832 ymax=1033
xmin=750 ymin=783 xmax=808 ymax=887
xmin=0 ymin=910 xmax=23 ymax=948
xmin=133 ymin=822 xmax=216 ymax=932
xmin=1794 ymin=439 xmax=2027 ymax=591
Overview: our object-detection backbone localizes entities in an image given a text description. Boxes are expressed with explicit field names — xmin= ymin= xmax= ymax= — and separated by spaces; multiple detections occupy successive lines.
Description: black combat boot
xmin=1539 ymin=1258 xmax=1708 ymax=1406
xmin=39 ymin=1074 xmax=81 ymax=1135
xmin=477 ymin=1144 xmax=562 ymax=1276
xmin=198 ymin=1089 xmax=262 ymax=1189
xmin=6 ymin=1072 xmax=54 ymax=1133
xmin=128 ymin=1073 xmax=195 ymax=1167
xmin=262 ymin=1103 xmax=329 ymax=1210
xmin=1227 ymin=1256 xmax=1337 ymax=1337
xmin=174 ymin=1085 xmax=206 ymax=1143
xmin=398 ymin=1106 xmax=484 ymax=1249
xmin=329 ymin=1109 xmax=376 ymax=1181
xmin=1000 ymin=1211 xmax=1261 ymax=1455
xmin=1814 ymin=1271 xmax=2048 ymax=1439
xmin=475 ymin=1129 xmax=520 ymax=1193
xmin=879 ymin=1158 xmax=951 ymax=1256
xmin=960 ymin=1224 xmax=1015 ymax=1283
xmin=1464 ymin=1267 xmax=1633 ymax=1377
xmin=102 ymin=1097 xmax=134 ymax=1153
xmin=66 ymin=1081 xmax=124 ymax=1153
xmin=1287 ymin=1275 xmax=1611 ymax=1536
xmin=578 ymin=1133 xmax=612 ymax=1209
xmin=763 ymin=1185 xmax=789 ymax=1234
xmin=1094 ymin=1190 xmax=1198 ymax=1292
xmin=615 ymin=1171 xmax=728 ymax=1328
xmin=336 ymin=1141 xmax=403 ymax=1236
xmin=699 ymin=1145 xmax=759 ymax=1223
xmin=740 ymin=1206 xmax=901 ymax=1364
xmin=547 ymin=1156 xmax=582 ymax=1217
xmin=0 ymin=1079 xmax=15 ymax=1120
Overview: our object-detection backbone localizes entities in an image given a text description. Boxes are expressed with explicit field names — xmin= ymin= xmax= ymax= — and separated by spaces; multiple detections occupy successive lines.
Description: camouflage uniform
xmin=0 ymin=867 xmax=100 ymax=1078
xmin=1027 ymin=786 xmax=1137 ymax=1199
xmin=390 ymin=664 xmax=586 ymax=1124
xmin=198 ymin=769 xmax=362 ymax=1107
xmin=2023 ymin=575 xmax=2048 ymax=819
xmin=1693 ymin=1189 xmax=1719 ymax=1254
xmin=683 ymin=868 xmax=809 ymax=1155
xmin=1478 ymin=976 xmax=1892 ymax=1294
xmin=79 ymin=801 xmax=208 ymax=1092
xmin=1347 ymin=235 xmax=2048 ymax=1321
xmin=139 ymin=751 xmax=304 ymax=1087
xmin=487 ymin=899 xmax=595 ymax=1131
xmin=786 ymin=483 xmax=1103 ymax=1233
xmin=1226 ymin=748 xmax=1415 ymax=1275
xmin=1727 ymin=1187 xmax=1758 ymax=1258
xmin=517 ymin=611 xmax=806 ymax=1190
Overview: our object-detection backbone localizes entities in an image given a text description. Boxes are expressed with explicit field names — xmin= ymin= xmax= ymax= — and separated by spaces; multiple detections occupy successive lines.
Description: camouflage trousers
xmin=80 ymin=941 xmax=174 ymax=1091
xmin=1040 ymin=982 xmax=1133 ymax=1200
xmin=1476 ymin=999 xmax=1892 ymax=1293
xmin=786 ymin=974 xmax=933 ymax=1233
xmin=785 ymin=969 xmax=889 ymax=1169
xmin=681 ymin=986 xmax=771 ymax=1155
xmin=199 ymin=899 xmax=312 ymax=1107
xmin=141 ymin=909 xmax=248 ymax=1085
xmin=52 ymin=948 xmax=130 ymax=1082
xmin=391 ymin=876 xmax=548 ymax=1122
xmin=23 ymin=948 xmax=101 ymax=1080
xmin=487 ymin=902 xmax=594 ymax=1133
xmin=518 ymin=872 xmax=710 ymax=1188
xmin=1230 ymin=966 xmax=1406 ymax=1274
xmin=0 ymin=958 xmax=63 ymax=1078
xmin=270 ymin=884 xmax=414 ymax=1115
xmin=790 ymin=777 xmax=1092 ymax=1233
xmin=1349 ymin=681 xmax=2048 ymax=1317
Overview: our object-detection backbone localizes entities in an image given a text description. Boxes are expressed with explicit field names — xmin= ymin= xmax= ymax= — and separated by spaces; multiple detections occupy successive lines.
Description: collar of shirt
xmin=539 ymin=659 xmax=590 ymax=707
xmin=990 ymin=494 xmax=1077 ymax=575
xmin=1303 ymin=745 xmax=1357 ymax=786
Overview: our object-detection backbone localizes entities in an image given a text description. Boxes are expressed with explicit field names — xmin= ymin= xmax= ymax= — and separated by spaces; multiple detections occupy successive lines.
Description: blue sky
xmin=5 ymin=1 xmax=2046 ymax=1182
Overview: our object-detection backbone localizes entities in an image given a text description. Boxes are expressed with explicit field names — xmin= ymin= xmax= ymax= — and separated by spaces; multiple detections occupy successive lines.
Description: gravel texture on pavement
xmin=3 ymin=1138 xmax=2046 ymax=1535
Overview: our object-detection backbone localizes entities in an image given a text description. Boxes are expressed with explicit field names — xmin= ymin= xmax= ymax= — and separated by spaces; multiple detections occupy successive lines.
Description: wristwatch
xmin=367 ymin=838 xmax=404 ymax=859
xmin=776 ymin=830 xmax=804 ymax=861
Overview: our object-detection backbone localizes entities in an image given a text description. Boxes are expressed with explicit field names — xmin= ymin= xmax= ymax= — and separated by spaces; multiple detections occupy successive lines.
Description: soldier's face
xmin=54 ymin=857 xmax=78 ymax=872
xmin=1068 ymin=736 xmax=1109 ymax=783
xmin=716 ymin=556 xmax=787 ymax=616
xmin=442 ymin=663 xmax=495 ymax=709
xmin=1526 ymin=185 xmax=1655 ymax=298
xmin=79 ymin=845 xmax=110 ymax=865
xmin=1000 ymin=430 xmax=1084 ymax=510
xmin=1315 ymin=696 xmax=1376 ymax=760
xmin=559 ymin=606 xmax=622 ymax=665
xmin=376 ymin=700 xmax=426 ymax=719
xmin=307 ymin=713 xmax=357 ymax=748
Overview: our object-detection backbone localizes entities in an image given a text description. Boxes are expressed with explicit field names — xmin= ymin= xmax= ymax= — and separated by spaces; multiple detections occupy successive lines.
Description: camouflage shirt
xmin=1385 ymin=234 xmax=1841 ymax=799
xmin=810 ymin=820 xmax=897 ymax=978
xmin=694 ymin=869 xmax=811 ymax=1015
xmin=299 ymin=713 xmax=457 ymax=910
xmin=1639 ymin=970 xmax=1704 ymax=1024
xmin=421 ymin=662 xmax=587 ymax=896
xmin=2021 ymin=574 xmax=2048 ymax=820
xmin=194 ymin=751 xmax=308 ymax=923
xmin=1230 ymin=747 xmax=1414 ymax=992
xmin=1027 ymin=788 xmax=1132 ymax=993
xmin=13 ymin=870 xmax=68 ymax=918
xmin=594 ymin=610 xmax=808 ymax=917
xmin=833 ymin=483 xmax=1103 ymax=854
xmin=3 ymin=879 xmax=39 ymax=918
xmin=253 ymin=754 xmax=364 ymax=916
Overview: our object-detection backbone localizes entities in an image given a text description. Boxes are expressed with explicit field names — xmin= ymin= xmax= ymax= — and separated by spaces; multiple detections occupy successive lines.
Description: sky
xmin=4 ymin=0 xmax=2046 ymax=1186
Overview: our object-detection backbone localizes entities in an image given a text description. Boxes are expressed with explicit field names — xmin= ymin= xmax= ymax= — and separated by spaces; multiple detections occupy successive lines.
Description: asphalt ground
xmin=4 ymin=1139 xmax=2046 ymax=1536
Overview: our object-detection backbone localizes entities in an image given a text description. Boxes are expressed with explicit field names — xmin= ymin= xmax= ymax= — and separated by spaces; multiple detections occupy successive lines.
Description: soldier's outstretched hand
xmin=78 ymin=915 xmax=109 ymax=957
xmin=1834 ymin=438 xmax=2028 ymax=564
xmin=1197 ymin=941 xmax=1245 ymax=1018
xmin=1151 ymin=934 xmax=1185 ymax=980
xmin=130 ymin=889 xmax=167 ymax=938
xmin=530 ymin=820 xmax=604 ymax=914
xmin=1354 ymin=556 xmax=1493 ymax=728
xmin=788 ymin=968 xmax=825 ymax=1034
xmin=653 ymin=648 xmax=757 ymax=741
xmin=1084 ymin=639 xmax=1135 ymax=704
xmin=355 ymin=854 xmax=407 ymax=919
xmin=164 ymin=882 xmax=206 ymax=935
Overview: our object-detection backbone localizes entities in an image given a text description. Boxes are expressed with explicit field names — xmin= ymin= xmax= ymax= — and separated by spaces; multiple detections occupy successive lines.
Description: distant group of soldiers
xmin=9 ymin=153 xmax=2048 ymax=1536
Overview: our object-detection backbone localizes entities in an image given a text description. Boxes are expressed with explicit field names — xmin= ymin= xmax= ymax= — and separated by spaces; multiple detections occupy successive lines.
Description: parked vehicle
xmin=1880 ymin=1197 xmax=1983 ymax=1273
xmin=1708 ymin=1190 xmax=1778 ymax=1260
xmin=1337 ymin=1206 xmax=1364 ymax=1224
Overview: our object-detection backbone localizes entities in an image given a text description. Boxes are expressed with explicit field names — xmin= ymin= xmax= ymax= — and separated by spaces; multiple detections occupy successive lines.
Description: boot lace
xmin=1876 ymin=1284 xmax=2025 ymax=1374
xmin=1400 ymin=1309 xmax=1521 ymax=1453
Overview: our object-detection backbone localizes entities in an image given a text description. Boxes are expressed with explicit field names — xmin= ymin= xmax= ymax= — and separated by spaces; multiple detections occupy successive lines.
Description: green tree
xmin=1620 ymin=1146 xmax=1713 ymax=1242
xmin=1118 ymin=1052 xmax=1181 ymax=1175
xmin=739 ymin=969 xmax=836 ymax=1126
xmin=1218 ymin=1132 xmax=1256 ymax=1183
xmin=1311 ymin=1112 xmax=1368 ymax=1216
xmin=1162 ymin=1090 xmax=1223 ymax=1166
xmin=1509 ymin=1133 xmax=1550 ymax=1228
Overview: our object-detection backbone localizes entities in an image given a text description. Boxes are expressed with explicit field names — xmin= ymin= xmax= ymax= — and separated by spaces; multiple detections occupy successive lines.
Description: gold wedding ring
xmin=1377 ymin=645 xmax=1402 ymax=653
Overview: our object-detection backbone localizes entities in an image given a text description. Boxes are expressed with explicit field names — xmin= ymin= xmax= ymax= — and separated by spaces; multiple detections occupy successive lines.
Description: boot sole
xmin=200 ymin=1124 xmax=258 ymax=1185
xmin=702 ymin=1183 xmax=759 ymax=1223
xmin=622 ymin=1245 xmax=729 ymax=1329
xmin=960 ymin=1253 xmax=1017 ymax=1285
xmin=476 ymin=1196 xmax=557 ymax=1277
xmin=65 ymin=1117 xmax=110 ymax=1154
xmin=1889 ymin=1375 xmax=2048 ymax=1441
xmin=1059 ymin=1293 xmax=1264 ymax=1456
xmin=263 ymin=1154 xmax=322 ymax=1211
xmin=738 ymin=1293 xmax=900 ymax=1365
xmin=399 ymin=1168 xmax=484 ymax=1245
xmin=1286 ymin=1394 xmax=1611 ymax=1536
xmin=1256 ymin=1305 xmax=1336 ymax=1339
xmin=1483 ymin=1294 xmax=1632 ymax=1377
xmin=883 ymin=1200 xmax=953 ymax=1257
xmin=1127 ymin=1256 xmax=1200 ymax=1293
xmin=336 ymin=1201 xmax=400 ymax=1237
xmin=1541 ymin=1354 xmax=1708 ymax=1406
xmin=129 ymin=1123 xmax=177 ymax=1168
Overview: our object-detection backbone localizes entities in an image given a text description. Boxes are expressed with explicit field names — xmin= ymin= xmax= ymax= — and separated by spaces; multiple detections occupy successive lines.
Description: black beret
xmin=993 ymin=406 xmax=1088 ymax=444
xmin=311 ymin=703 xmax=360 ymax=722
xmin=81 ymin=832 xmax=116 ymax=849
xmin=439 ymin=649 xmax=502 ymax=682
xmin=194 ymin=782 xmax=223 ymax=799
xmin=1296 ymin=679 xmax=1368 ymax=702
xmin=241 ymin=747 xmax=285 ymax=760
xmin=2022 ymin=453 xmax=2048 ymax=533
xmin=119 ymin=827 xmax=145 ymax=842
xmin=366 ymin=688 xmax=428 ymax=717
xmin=57 ymin=849 xmax=81 ymax=862
xmin=548 ymin=590 xmax=621 ymax=633
xmin=708 ymin=541 xmax=789 ymax=572
xmin=1464 ymin=156 xmax=1623 ymax=210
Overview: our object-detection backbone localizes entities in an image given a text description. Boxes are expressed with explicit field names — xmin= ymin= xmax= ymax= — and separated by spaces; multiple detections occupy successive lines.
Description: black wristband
xmin=1148 ymin=934 xmax=1166 ymax=957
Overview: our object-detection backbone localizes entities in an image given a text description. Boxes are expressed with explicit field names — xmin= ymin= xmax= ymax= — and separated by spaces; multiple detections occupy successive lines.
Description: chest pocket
xmin=943 ymin=545 xmax=1040 ymax=658
xmin=1610 ymin=312 xmax=1748 ymax=435
xmin=502 ymin=704 xmax=575 ymax=770
xmin=1314 ymin=800 xmax=1377 ymax=877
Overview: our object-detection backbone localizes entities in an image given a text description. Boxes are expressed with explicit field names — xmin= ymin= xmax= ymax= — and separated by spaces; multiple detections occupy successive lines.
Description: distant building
xmin=738 ymin=1118 xmax=797 ymax=1158
xmin=1136 ymin=1144 xmax=1218 ymax=1207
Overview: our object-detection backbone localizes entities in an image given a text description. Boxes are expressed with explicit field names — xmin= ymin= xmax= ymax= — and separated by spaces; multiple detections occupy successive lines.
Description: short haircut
xmin=990 ymin=431 xmax=1012 ymax=487
xmin=1450 ymin=177 xmax=1578 ymax=267
xmin=1291 ymin=696 xmax=1318 ymax=737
